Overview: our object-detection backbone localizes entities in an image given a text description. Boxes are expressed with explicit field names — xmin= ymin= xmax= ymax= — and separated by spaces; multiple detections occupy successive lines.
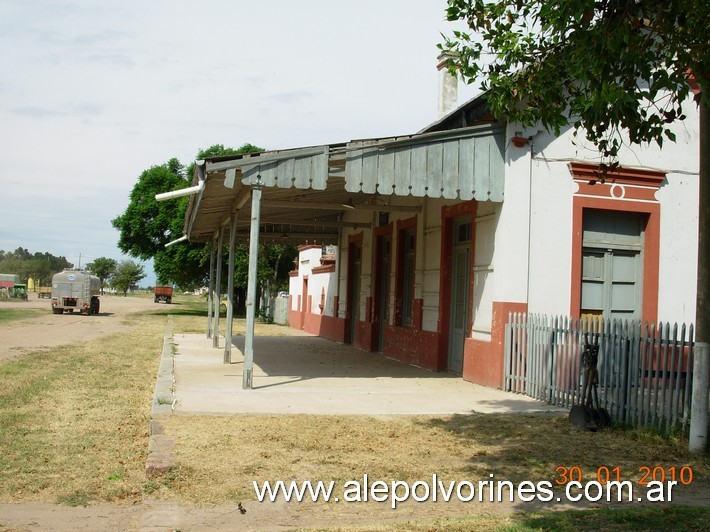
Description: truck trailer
xmin=51 ymin=269 xmax=100 ymax=315
xmin=154 ymin=285 xmax=173 ymax=304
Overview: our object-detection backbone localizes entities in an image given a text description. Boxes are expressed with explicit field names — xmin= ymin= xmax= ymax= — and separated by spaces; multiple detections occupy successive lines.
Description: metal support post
xmin=224 ymin=212 xmax=238 ymax=363
xmin=206 ymin=240 xmax=216 ymax=338
xmin=213 ymin=226 xmax=224 ymax=348
xmin=243 ymin=178 xmax=262 ymax=389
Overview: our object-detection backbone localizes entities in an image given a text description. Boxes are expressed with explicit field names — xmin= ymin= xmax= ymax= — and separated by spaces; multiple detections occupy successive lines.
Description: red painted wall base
xmin=382 ymin=325 xmax=440 ymax=370
xmin=289 ymin=308 xmax=441 ymax=370
xmin=462 ymin=301 xmax=528 ymax=388
xmin=290 ymin=299 xmax=528 ymax=381
xmin=288 ymin=308 xmax=346 ymax=343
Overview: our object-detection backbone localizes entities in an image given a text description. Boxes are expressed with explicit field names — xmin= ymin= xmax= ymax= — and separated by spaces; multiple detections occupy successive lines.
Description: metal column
xmin=206 ymin=239 xmax=216 ymax=338
xmin=224 ymin=212 xmax=238 ymax=363
xmin=243 ymin=179 xmax=262 ymax=389
xmin=212 ymin=226 xmax=224 ymax=348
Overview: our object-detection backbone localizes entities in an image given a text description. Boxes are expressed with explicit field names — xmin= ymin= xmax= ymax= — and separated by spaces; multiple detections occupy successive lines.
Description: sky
xmin=0 ymin=0 xmax=479 ymax=286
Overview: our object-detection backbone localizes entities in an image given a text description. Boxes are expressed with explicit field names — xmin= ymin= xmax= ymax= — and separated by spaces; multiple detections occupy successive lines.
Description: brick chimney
xmin=437 ymin=51 xmax=458 ymax=119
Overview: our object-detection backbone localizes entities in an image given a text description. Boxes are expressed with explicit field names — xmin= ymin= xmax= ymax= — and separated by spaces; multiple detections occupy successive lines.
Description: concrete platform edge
xmin=145 ymin=316 xmax=175 ymax=477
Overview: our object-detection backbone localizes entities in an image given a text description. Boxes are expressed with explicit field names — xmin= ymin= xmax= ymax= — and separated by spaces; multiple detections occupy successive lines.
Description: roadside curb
xmin=145 ymin=317 xmax=175 ymax=477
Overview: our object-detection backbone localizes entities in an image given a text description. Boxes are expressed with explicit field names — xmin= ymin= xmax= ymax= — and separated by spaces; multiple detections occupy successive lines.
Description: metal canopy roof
xmin=183 ymin=123 xmax=505 ymax=243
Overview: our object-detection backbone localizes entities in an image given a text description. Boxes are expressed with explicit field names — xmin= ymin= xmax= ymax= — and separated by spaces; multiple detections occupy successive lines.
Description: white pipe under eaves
xmin=155 ymin=180 xmax=204 ymax=201
xmin=165 ymin=235 xmax=188 ymax=247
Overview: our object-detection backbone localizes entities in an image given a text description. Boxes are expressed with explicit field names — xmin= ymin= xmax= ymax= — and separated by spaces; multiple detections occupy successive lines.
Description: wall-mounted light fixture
xmin=511 ymin=131 xmax=530 ymax=148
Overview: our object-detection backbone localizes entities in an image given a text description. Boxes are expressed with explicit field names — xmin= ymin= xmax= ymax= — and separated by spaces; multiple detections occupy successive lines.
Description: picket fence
xmin=504 ymin=313 xmax=695 ymax=434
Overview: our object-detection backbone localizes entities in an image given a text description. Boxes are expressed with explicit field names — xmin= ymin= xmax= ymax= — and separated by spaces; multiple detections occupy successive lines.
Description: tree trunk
xmin=235 ymin=286 xmax=246 ymax=316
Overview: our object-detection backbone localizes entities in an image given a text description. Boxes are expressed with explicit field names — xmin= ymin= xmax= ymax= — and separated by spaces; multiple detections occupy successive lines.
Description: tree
xmin=112 ymin=158 xmax=189 ymax=261
xmin=441 ymin=0 xmax=707 ymax=158
xmin=231 ymin=242 xmax=297 ymax=316
xmin=442 ymin=0 xmax=708 ymax=451
xmin=30 ymin=252 xmax=72 ymax=286
xmin=113 ymin=144 xmax=264 ymax=290
xmin=153 ymin=243 xmax=209 ymax=292
xmin=0 ymin=248 xmax=71 ymax=286
xmin=86 ymin=257 xmax=117 ymax=295
xmin=111 ymin=260 xmax=146 ymax=297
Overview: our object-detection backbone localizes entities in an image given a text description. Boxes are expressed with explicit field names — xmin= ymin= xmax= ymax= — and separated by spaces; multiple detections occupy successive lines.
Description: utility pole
xmin=690 ymin=91 xmax=709 ymax=453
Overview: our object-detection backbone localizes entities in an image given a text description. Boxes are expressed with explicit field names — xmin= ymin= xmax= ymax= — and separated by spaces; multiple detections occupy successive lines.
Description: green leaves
xmin=441 ymin=0 xmax=708 ymax=158
xmin=110 ymin=260 xmax=146 ymax=296
xmin=0 ymin=249 xmax=71 ymax=286
xmin=112 ymin=162 xmax=189 ymax=261
xmin=85 ymin=257 xmax=117 ymax=294
xmin=113 ymin=143 xmax=270 ymax=290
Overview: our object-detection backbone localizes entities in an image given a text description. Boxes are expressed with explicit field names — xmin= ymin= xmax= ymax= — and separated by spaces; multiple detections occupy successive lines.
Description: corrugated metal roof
xmin=183 ymin=124 xmax=505 ymax=243
xmin=345 ymin=124 xmax=505 ymax=201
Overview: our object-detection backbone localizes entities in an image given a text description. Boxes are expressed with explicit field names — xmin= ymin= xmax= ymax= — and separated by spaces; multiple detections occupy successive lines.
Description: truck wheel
xmin=52 ymin=308 xmax=63 ymax=314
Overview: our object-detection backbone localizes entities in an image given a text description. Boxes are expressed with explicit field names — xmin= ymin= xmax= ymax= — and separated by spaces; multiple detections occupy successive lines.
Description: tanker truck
xmin=51 ymin=269 xmax=100 ymax=315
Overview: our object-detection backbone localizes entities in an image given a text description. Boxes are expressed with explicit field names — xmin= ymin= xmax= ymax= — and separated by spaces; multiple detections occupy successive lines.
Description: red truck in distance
xmin=154 ymin=286 xmax=173 ymax=304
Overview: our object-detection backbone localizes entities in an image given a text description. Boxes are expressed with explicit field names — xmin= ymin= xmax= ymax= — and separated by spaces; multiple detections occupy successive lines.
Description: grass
xmin=0 ymin=314 xmax=164 ymax=504
xmin=0 ymin=307 xmax=44 ymax=324
xmin=364 ymin=505 xmax=710 ymax=531
xmin=0 ymin=296 xmax=708 ymax=530
xmin=151 ymin=413 xmax=709 ymax=505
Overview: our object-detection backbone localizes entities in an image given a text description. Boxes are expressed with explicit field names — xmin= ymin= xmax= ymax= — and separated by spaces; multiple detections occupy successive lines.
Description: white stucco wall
xmin=501 ymin=100 xmax=700 ymax=324
xmin=656 ymin=172 xmax=699 ymax=323
xmin=290 ymin=246 xmax=339 ymax=317
xmin=421 ymin=199 xmax=443 ymax=332
xmin=471 ymin=201 xmax=498 ymax=340
xmin=289 ymin=247 xmax=320 ymax=311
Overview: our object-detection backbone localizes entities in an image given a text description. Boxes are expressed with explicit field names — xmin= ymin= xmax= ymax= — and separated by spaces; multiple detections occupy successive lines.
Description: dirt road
xmin=0 ymin=294 xmax=155 ymax=363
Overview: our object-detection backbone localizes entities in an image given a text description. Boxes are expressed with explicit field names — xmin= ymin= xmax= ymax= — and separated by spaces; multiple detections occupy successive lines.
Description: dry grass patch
xmin=0 ymin=313 xmax=166 ymax=504
xmin=348 ymin=505 xmax=710 ymax=531
xmin=153 ymin=412 xmax=709 ymax=506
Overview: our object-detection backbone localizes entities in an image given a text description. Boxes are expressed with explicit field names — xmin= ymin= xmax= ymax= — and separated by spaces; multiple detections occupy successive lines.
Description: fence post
xmin=548 ymin=316 xmax=556 ymax=403
xmin=504 ymin=313 xmax=512 ymax=391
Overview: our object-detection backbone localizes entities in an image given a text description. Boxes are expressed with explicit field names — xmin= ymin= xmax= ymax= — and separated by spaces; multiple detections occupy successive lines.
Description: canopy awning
xmin=183 ymin=123 xmax=505 ymax=243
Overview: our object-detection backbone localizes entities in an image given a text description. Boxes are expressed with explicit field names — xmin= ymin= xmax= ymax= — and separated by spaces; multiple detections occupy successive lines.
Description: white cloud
xmin=0 ymin=0 xmax=479 ymax=286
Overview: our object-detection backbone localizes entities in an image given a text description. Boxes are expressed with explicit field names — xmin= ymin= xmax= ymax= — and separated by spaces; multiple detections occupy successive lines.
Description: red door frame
xmin=438 ymin=201 xmax=477 ymax=370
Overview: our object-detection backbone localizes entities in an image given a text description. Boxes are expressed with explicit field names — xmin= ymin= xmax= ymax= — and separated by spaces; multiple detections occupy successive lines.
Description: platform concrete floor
xmin=170 ymin=331 xmax=565 ymax=416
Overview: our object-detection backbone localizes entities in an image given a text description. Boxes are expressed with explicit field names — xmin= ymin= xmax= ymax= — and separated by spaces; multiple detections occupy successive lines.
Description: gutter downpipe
xmin=153 ymin=161 xmax=210 ymax=337
xmin=155 ymin=160 xmax=206 ymax=205
xmin=155 ymin=182 xmax=204 ymax=201
xmin=186 ymin=161 xmax=207 ymax=237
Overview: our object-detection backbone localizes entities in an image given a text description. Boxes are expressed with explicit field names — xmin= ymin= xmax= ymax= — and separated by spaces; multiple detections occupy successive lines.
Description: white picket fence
xmin=504 ymin=313 xmax=695 ymax=434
